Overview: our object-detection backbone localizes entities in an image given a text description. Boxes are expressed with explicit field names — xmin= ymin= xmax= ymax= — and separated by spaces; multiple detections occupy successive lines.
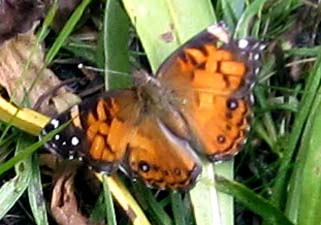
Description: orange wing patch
xmin=184 ymin=45 xmax=253 ymax=160
xmin=157 ymin=29 xmax=262 ymax=161
xmin=125 ymin=116 xmax=201 ymax=190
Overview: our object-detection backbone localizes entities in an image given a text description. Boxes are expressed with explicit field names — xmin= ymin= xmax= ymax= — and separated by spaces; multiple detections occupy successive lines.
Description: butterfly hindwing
xmin=123 ymin=115 xmax=201 ymax=190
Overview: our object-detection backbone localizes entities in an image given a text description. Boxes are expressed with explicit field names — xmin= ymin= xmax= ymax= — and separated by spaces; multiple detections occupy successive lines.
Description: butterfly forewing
xmin=156 ymin=23 xmax=264 ymax=161
xmin=42 ymin=90 xmax=138 ymax=173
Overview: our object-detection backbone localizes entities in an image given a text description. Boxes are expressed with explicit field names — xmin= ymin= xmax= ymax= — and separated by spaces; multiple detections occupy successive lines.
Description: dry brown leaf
xmin=0 ymin=0 xmax=44 ymax=45
xmin=51 ymin=164 xmax=90 ymax=225
xmin=0 ymin=30 xmax=80 ymax=115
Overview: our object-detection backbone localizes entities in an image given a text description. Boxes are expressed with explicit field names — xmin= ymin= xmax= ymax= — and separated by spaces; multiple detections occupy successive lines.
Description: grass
xmin=0 ymin=0 xmax=321 ymax=224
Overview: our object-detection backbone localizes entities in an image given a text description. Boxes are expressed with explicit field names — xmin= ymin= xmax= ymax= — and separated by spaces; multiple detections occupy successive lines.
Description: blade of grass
xmin=285 ymin=52 xmax=321 ymax=223
xmin=271 ymin=49 xmax=321 ymax=211
xmin=220 ymin=0 xmax=244 ymax=29
xmin=0 ymin=123 xmax=66 ymax=176
xmin=28 ymin=155 xmax=49 ymax=225
xmin=216 ymin=176 xmax=293 ymax=225
xmin=37 ymin=2 xmax=59 ymax=42
xmin=132 ymin=183 xmax=173 ymax=225
xmin=0 ymin=96 xmax=50 ymax=136
xmin=122 ymin=0 xmax=215 ymax=72
xmin=103 ymin=0 xmax=132 ymax=90
xmin=103 ymin=175 xmax=117 ymax=225
xmin=296 ymin=97 xmax=321 ymax=225
xmin=0 ymin=135 xmax=33 ymax=219
xmin=215 ymin=161 xmax=234 ymax=225
xmin=234 ymin=0 xmax=268 ymax=38
xmin=190 ymin=162 xmax=222 ymax=225
xmin=45 ymin=0 xmax=92 ymax=64
xmin=96 ymin=175 xmax=152 ymax=225
xmin=170 ymin=192 xmax=186 ymax=225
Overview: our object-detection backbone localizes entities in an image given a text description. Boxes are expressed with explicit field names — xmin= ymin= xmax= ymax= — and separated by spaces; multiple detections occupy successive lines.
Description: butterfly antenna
xmin=33 ymin=78 xmax=80 ymax=110
xmin=78 ymin=64 xmax=131 ymax=78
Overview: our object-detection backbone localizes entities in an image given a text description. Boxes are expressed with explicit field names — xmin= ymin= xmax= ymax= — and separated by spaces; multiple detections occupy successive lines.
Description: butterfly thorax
xmin=133 ymin=69 xmax=190 ymax=139
xmin=134 ymin=70 xmax=175 ymax=111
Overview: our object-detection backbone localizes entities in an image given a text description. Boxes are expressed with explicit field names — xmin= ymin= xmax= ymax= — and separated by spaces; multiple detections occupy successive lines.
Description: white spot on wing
xmin=71 ymin=136 xmax=80 ymax=146
xmin=51 ymin=119 xmax=60 ymax=129
xmin=54 ymin=134 xmax=60 ymax=140
xmin=238 ymin=39 xmax=249 ymax=49
xmin=259 ymin=44 xmax=267 ymax=50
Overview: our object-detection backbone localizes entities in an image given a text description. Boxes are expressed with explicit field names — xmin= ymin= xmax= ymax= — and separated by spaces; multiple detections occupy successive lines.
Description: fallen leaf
xmin=51 ymin=163 xmax=90 ymax=225
xmin=0 ymin=0 xmax=44 ymax=45
xmin=0 ymin=30 xmax=80 ymax=115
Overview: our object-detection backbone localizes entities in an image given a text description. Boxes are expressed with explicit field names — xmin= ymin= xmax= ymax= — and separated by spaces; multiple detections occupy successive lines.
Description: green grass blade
xmin=28 ymin=155 xmax=49 ymax=225
xmin=285 ymin=52 xmax=321 ymax=223
xmin=216 ymin=177 xmax=293 ymax=225
xmin=132 ymin=183 xmax=172 ymax=225
xmin=220 ymin=0 xmax=244 ymax=29
xmin=103 ymin=0 xmax=132 ymax=90
xmin=103 ymin=175 xmax=117 ymax=225
xmin=190 ymin=162 xmax=222 ymax=225
xmin=37 ymin=2 xmax=59 ymax=42
xmin=122 ymin=0 xmax=215 ymax=72
xmin=0 ymin=125 xmax=65 ymax=176
xmin=297 ymin=97 xmax=321 ymax=225
xmin=272 ymin=50 xmax=321 ymax=211
xmin=170 ymin=192 xmax=186 ymax=225
xmin=234 ymin=0 xmax=268 ymax=38
xmin=45 ymin=0 xmax=92 ymax=64
xmin=0 ymin=135 xmax=33 ymax=219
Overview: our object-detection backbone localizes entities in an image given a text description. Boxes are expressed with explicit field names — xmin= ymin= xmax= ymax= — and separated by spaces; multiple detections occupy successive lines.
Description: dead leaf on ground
xmin=0 ymin=30 xmax=81 ymax=115
xmin=0 ymin=0 xmax=44 ymax=45
xmin=51 ymin=163 xmax=91 ymax=225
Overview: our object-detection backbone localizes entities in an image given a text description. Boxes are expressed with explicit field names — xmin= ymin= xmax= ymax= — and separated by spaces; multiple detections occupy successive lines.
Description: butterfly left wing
xmin=155 ymin=23 xmax=265 ymax=161
xmin=41 ymin=90 xmax=139 ymax=173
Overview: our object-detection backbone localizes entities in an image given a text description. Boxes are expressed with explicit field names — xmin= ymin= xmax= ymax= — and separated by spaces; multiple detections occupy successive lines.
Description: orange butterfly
xmin=41 ymin=22 xmax=265 ymax=190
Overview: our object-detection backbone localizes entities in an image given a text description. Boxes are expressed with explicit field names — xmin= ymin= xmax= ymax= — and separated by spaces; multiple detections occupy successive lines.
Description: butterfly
xmin=41 ymin=22 xmax=265 ymax=190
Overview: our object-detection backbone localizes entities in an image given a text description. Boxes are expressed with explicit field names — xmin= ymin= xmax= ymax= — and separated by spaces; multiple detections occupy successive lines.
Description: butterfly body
xmin=41 ymin=22 xmax=265 ymax=190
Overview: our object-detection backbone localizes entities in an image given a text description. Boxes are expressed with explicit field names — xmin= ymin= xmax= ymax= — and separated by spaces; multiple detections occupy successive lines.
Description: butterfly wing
xmin=123 ymin=114 xmax=201 ymax=190
xmin=155 ymin=23 xmax=264 ymax=161
xmin=41 ymin=90 xmax=138 ymax=173
xmin=42 ymin=90 xmax=201 ymax=190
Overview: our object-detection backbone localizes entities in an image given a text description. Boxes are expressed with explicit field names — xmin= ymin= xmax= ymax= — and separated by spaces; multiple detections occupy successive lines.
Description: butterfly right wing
xmin=154 ymin=23 xmax=264 ymax=161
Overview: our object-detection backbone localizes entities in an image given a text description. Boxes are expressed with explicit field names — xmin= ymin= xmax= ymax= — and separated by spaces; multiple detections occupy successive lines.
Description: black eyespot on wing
xmin=138 ymin=161 xmax=150 ymax=173
xmin=227 ymin=98 xmax=238 ymax=110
